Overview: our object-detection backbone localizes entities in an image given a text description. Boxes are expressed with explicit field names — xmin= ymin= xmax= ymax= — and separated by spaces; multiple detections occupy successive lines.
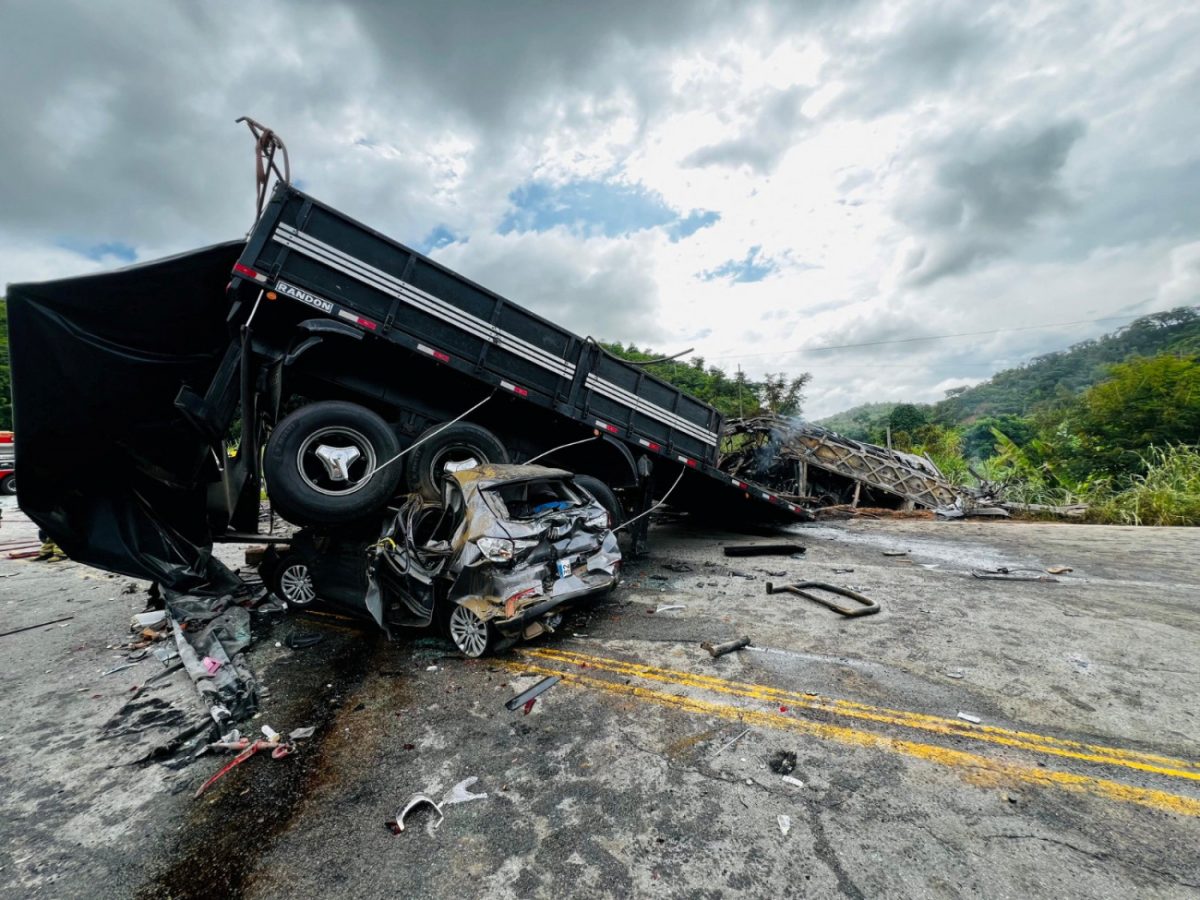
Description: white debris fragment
xmin=957 ymin=712 xmax=982 ymax=724
xmin=261 ymin=724 xmax=281 ymax=742
xmin=443 ymin=776 xmax=488 ymax=806
xmin=426 ymin=665 xmax=439 ymax=672
xmin=778 ymin=814 xmax=791 ymax=836
xmin=289 ymin=726 xmax=316 ymax=741
xmin=131 ymin=610 xmax=167 ymax=628
xmin=781 ymin=775 xmax=805 ymax=789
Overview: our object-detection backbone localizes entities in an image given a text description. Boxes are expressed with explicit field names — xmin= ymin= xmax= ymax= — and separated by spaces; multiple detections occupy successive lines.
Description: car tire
xmin=264 ymin=401 xmax=402 ymax=526
xmin=574 ymin=475 xmax=623 ymax=528
xmin=405 ymin=422 xmax=508 ymax=500
xmin=0 ymin=475 xmax=15 ymax=495
xmin=446 ymin=603 xmax=496 ymax=658
xmin=270 ymin=553 xmax=318 ymax=607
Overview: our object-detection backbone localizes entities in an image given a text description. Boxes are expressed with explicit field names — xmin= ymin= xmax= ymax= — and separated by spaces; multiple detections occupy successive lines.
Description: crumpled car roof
xmin=450 ymin=463 xmax=574 ymax=491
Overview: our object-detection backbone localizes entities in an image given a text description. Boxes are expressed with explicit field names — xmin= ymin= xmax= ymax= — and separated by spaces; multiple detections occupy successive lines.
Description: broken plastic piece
xmin=778 ymin=814 xmax=791 ymax=836
xmin=653 ymin=604 xmax=686 ymax=614
xmin=201 ymin=656 xmax=222 ymax=675
xmin=505 ymin=675 xmax=561 ymax=711
xmin=261 ymin=724 xmax=280 ymax=742
xmin=443 ymin=776 xmax=488 ymax=806
xmin=285 ymin=632 xmax=324 ymax=650
xmin=132 ymin=610 xmax=168 ymax=628
xmin=724 ymin=543 xmax=805 ymax=557
xmin=289 ymin=726 xmax=316 ymax=741
xmin=389 ymin=794 xmax=444 ymax=833
xmin=1045 ymin=565 xmax=1073 ymax=575
xmin=881 ymin=550 xmax=908 ymax=557
xmin=701 ymin=636 xmax=751 ymax=658
xmin=957 ymin=712 xmax=982 ymax=724
xmin=781 ymin=775 xmax=805 ymax=788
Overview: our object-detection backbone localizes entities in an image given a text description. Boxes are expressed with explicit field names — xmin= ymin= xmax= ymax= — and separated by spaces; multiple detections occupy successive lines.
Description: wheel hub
xmin=313 ymin=444 xmax=362 ymax=482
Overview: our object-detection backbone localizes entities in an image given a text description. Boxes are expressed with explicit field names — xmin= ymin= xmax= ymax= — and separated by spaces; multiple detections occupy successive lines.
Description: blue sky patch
xmin=499 ymin=178 xmax=719 ymax=241
xmin=700 ymin=245 xmax=777 ymax=283
xmin=417 ymin=225 xmax=461 ymax=254
xmin=57 ymin=238 xmax=137 ymax=263
xmin=667 ymin=209 xmax=721 ymax=242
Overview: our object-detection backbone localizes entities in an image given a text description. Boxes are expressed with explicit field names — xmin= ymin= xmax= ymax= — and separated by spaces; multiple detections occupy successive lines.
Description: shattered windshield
xmin=483 ymin=478 xmax=587 ymax=520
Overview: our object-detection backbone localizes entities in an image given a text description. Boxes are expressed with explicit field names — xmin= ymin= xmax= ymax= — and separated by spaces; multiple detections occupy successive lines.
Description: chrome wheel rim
xmin=279 ymin=563 xmax=316 ymax=606
xmin=448 ymin=605 xmax=489 ymax=657
xmin=296 ymin=426 xmax=377 ymax=496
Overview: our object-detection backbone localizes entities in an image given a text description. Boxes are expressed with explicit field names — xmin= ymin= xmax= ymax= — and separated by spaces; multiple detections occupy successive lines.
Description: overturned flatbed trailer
xmin=8 ymin=184 xmax=811 ymax=589
xmin=722 ymin=417 xmax=967 ymax=511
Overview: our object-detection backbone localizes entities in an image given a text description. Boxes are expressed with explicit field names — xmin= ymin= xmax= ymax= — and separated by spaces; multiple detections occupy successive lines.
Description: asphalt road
xmin=1 ymin=498 xmax=1197 ymax=898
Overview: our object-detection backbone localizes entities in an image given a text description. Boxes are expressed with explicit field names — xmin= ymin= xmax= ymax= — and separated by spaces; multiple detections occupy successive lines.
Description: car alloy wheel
xmin=278 ymin=562 xmax=316 ymax=606
xmin=448 ymin=604 xmax=491 ymax=658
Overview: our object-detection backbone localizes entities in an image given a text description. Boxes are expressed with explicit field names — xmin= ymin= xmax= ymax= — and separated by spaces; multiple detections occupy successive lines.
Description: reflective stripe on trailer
xmin=273 ymin=225 xmax=576 ymax=379
xmin=500 ymin=380 xmax=529 ymax=397
xmin=594 ymin=420 xmax=619 ymax=434
xmin=584 ymin=373 xmax=718 ymax=447
xmin=417 ymin=343 xmax=451 ymax=363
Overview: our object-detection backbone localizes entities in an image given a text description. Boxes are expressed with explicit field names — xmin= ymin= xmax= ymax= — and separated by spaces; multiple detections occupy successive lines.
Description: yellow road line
xmin=503 ymin=660 xmax=1200 ymax=818
xmin=521 ymin=647 xmax=1200 ymax=782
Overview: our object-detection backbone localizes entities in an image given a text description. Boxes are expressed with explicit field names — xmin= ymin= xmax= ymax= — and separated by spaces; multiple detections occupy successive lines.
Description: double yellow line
xmin=509 ymin=647 xmax=1200 ymax=818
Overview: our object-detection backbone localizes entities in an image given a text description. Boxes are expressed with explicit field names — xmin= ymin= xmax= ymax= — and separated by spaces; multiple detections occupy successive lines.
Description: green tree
xmin=1064 ymin=353 xmax=1200 ymax=477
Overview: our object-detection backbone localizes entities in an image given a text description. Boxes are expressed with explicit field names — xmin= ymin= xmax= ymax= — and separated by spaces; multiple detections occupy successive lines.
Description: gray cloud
xmin=682 ymin=85 xmax=811 ymax=173
xmin=823 ymin=2 xmax=1007 ymax=118
xmin=893 ymin=119 xmax=1086 ymax=285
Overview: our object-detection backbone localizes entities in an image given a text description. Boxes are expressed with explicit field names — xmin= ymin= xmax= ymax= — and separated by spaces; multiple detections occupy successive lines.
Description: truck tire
xmin=405 ymin=422 xmax=508 ymax=500
xmin=0 ymin=474 xmax=15 ymax=495
xmin=264 ymin=401 xmax=402 ymax=526
xmin=574 ymin=475 xmax=623 ymax=528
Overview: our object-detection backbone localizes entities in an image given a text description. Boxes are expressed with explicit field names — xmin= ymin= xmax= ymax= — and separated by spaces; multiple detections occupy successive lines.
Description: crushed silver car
xmin=271 ymin=465 xmax=621 ymax=657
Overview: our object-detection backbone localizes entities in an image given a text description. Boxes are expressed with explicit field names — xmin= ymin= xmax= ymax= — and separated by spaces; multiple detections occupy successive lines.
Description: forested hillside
xmin=820 ymin=307 xmax=1200 ymax=441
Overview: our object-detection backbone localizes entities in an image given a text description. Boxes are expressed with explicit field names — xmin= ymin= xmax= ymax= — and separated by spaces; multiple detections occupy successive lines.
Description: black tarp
xmin=8 ymin=242 xmax=246 ymax=590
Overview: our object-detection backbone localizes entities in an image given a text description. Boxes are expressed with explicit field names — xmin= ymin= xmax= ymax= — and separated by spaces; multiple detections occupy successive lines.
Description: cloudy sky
xmin=3 ymin=1 xmax=1198 ymax=417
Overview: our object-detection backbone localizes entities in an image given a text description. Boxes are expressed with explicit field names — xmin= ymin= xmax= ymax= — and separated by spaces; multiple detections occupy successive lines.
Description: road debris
xmin=711 ymin=727 xmax=750 ymax=757
xmin=765 ymin=581 xmax=880 ymax=617
xmin=971 ymin=570 xmax=1059 ymax=582
xmin=442 ymin=776 xmax=488 ymax=806
xmin=723 ymin=543 xmax=806 ymax=557
xmin=662 ymin=561 xmax=693 ymax=572
xmin=194 ymin=738 xmax=293 ymax=799
xmin=769 ymin=750 xmax=797 ymax=775
xmin=781 ymin=775 xmax=805 ymax=789
xmin=957 ymin=712 xmax=982 ymax=724
xmin=778 ymin=814 xmax=791 ymax=837
xmin=388 ymin=794 xmax=444 ymax=833
xmin=882 ymin=550 xmax=908 ymax=557
xmin=504 ymin=675 xmax=561 ymax=711
xmin=651 ymin=604 xmax=686 ymax=614
xmin=286 ymin=632 xmax=324 ymax=650
xmin=101 ymin=663 xmax=138 ymax=677
xmin=944 ymin=669 xmax=965 ymax=679
xmin=132 ymin=610 xmax=167 ymax=629
xmin=701 ymin=636 xmax=751 ymax=658
xmin=1046 ymin=565 xmax=1074 ymax=575
xmin=0 ymin=615 xmax=75 ymax=638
